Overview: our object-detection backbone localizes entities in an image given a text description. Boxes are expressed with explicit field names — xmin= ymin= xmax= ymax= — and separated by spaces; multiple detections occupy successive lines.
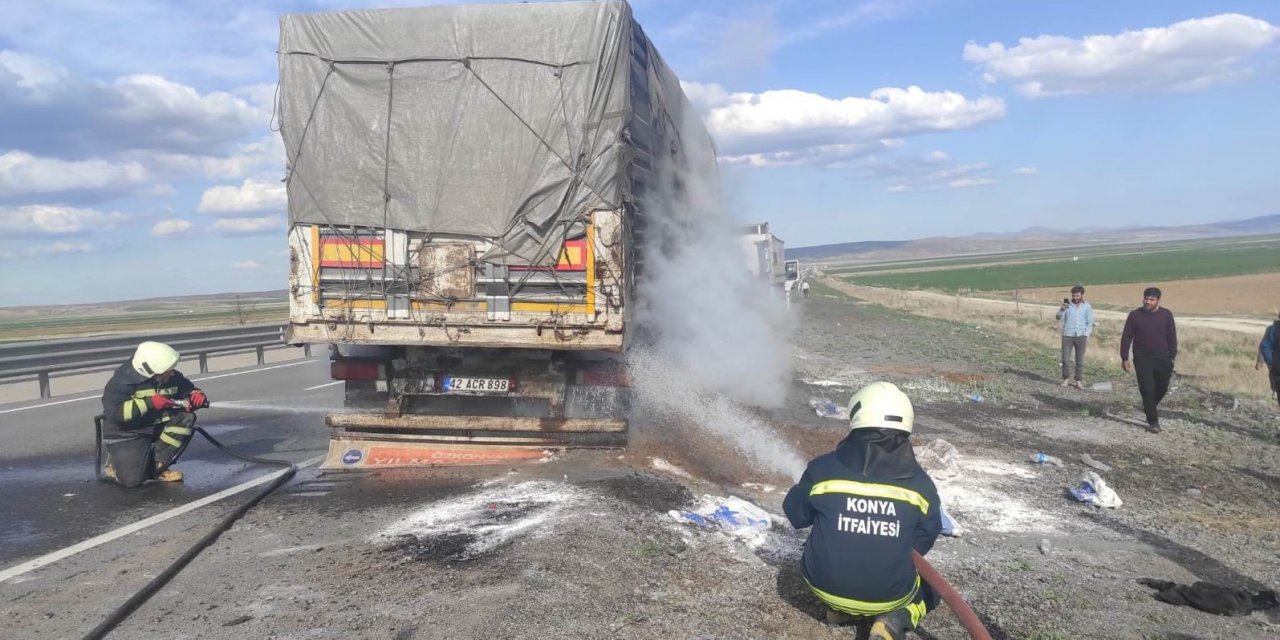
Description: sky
xmin=1 ymin=0 xmax=1277 ymax=306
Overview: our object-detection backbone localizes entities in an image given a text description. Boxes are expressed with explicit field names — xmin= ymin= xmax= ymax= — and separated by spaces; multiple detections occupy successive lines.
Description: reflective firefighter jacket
xmin=100 ymin=360 xmax=195 ymax=433
xmin=784 ymin=429 xmax=942 ymax=615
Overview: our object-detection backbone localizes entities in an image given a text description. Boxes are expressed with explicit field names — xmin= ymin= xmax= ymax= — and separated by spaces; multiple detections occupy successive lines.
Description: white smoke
xmin=628 ymin=103 xmax=802 ymax=480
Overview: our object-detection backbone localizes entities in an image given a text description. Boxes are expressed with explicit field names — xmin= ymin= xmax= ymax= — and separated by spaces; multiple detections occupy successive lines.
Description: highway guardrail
xmin=0 ymin=324 xmax=312 ymax=398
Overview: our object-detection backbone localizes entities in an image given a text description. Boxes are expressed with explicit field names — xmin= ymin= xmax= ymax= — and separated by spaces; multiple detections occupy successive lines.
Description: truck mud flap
xmin=321 ymin=413 xmax=627 ymax=469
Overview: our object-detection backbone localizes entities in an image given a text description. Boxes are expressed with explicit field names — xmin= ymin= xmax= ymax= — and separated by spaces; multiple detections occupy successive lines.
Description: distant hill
xmin=786 ymin=240 xmax=909 ymax=261
xmin=788 ymin=214 xmax=1280 ymax=264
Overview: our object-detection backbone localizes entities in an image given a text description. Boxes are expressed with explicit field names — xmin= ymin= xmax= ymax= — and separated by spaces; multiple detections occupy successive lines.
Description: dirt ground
xmin=997 ymin=272 xmax=1280 ymax=318
xmin=4 ymin=294 xmax=1280 ymax=639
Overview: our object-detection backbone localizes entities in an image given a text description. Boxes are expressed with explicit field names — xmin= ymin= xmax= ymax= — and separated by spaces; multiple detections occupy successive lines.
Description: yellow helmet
xmin=847 ymin=381 xmax=914 ymax=434
xmin=132 ymin=341 xmax=180 ymax=377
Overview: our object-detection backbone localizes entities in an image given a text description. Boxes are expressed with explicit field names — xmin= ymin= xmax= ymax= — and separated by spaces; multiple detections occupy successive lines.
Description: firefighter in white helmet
xmin=784 ymin=381 xmax=941 ymax=640
xmin=98 ymin=341 xmax=209 ymax=487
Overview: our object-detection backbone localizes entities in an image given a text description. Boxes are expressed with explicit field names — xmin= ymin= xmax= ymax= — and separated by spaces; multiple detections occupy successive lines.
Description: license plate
xmin=441 ymin=376 xmax=511 ymax=393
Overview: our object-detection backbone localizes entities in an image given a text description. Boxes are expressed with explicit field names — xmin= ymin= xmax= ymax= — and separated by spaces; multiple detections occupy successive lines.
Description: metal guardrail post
xmin=0 ymin=323 xmax=292 ymax=398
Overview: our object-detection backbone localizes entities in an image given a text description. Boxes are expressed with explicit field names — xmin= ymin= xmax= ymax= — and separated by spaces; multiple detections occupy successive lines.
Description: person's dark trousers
xmin=1061 ymin=336 xmax=1088 ymax=381
xmin=1134 ymin=354 xmax=1175 ymax=426
xmin=1270 ymin=364 xmax=1280 ymax=408
xmin=102 ymin=411 xmax=196 ymax=487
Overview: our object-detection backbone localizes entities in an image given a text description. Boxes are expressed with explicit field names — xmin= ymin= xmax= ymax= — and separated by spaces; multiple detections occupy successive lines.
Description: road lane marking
xmin=0 ymin=454 xmax=325 ymax=584
xmin=304 ymin=381 xmax=343 ymax=391
xmin=0 ymin=360 xmax=320 ymax=415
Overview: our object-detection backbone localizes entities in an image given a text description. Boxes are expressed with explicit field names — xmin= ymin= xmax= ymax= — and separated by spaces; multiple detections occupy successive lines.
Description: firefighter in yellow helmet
xmin=99 ymin=341 xmax=209 ymax=487
xmin=784 ymin=381 xmax=941 ymax=640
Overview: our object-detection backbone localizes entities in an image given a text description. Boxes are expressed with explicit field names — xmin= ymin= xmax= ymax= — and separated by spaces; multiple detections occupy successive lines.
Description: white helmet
xmin=132 ymin=341 xmax=180 ymax=377
xmin=847 ymin=381 xmax=914 ymax=434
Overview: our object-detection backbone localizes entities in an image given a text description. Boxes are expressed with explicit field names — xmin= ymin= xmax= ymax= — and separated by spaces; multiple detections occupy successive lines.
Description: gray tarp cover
xmin=278 ymin=1 xmax=653 ymax=264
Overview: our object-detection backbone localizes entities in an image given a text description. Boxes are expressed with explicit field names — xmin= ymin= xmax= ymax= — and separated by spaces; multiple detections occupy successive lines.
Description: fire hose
xmin=914 ymin=550 xmax=994 ymax=640
xmin=83 ymin=406 xmax=297 ymax=640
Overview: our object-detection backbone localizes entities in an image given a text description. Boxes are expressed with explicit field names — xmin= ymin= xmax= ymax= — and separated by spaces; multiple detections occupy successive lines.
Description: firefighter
xmin=784 ymin=381 xmax=941 ymax=640
xmin=99 ymin=341 xmax=209 ymax=487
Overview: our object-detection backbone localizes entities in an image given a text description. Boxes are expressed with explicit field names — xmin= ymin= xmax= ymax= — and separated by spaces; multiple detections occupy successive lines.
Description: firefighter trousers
xmin=102 ymin=411 xmax=196 ymax=488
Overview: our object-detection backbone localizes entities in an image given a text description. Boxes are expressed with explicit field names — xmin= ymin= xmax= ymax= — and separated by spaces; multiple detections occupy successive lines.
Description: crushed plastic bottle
xmin=1089 ymin=382 xmax=1113 ymax=392
xmin=1030 ymin=452 xmax=1065 ymax=466
xmin=965 ymin=393 xmax=985 ymax=403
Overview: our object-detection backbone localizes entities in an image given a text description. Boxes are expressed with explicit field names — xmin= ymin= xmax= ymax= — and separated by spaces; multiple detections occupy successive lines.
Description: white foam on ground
xmin=650 ymin=457 xmax=692 ymax=478
xmin=802 ymin=379 xmax=847 ymax=387
xmin=935 ymin=457 xmax=1061 ymax=534
xmin=371 ymin=480 xmax=590 ymax=559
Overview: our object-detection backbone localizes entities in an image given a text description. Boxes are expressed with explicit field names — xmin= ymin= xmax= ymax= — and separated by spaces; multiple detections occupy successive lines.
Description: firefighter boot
xmin=869 ymin=608 xmax=911 ymax=640
xmin=155 ymin=466 xmax=184 ymax=482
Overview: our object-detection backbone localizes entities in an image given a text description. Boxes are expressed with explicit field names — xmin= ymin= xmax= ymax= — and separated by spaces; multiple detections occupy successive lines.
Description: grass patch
xmin=823 ymin=279 xmax=1274 ymax=400
xmin=842 ymin=238 xmax=1280 ymax=291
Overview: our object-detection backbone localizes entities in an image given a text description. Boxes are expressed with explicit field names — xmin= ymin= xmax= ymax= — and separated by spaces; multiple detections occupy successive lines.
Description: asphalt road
xmin=0 ymin=355 xmax=338 ymax=567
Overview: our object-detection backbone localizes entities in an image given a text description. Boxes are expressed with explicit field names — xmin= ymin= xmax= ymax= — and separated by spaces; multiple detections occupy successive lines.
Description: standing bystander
xmin=1055 ymin=285 xmax=1095 ymax=389
xmin=1258 ymin=312 xmax=1279 ymax=409
xmin=1120 ymin=287 xmax=1177 ymax=433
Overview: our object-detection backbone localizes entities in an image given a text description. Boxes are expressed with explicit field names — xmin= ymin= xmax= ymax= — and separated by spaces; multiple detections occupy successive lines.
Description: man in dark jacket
xmin=784 ymin=381 xmax=942 ymax=640
xmin=1120 ymin=287 xmax=1178 ymax=433
xmin=1259 ymin=313 xmax=1279 ymax=408
xmin=99 ymin=341 xmax=209 ymax=487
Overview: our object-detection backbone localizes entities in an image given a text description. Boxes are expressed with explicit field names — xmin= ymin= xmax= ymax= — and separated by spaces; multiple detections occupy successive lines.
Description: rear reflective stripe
xmin=163 ymin=426 xmax=193 ymax=436
xmin=122 ymin=398 xmax=147 ymax=421
xmin=159 ymin=433 xmax=184 ymax=448
xmin=907 ymin=599 xmax=928 ymax=627
xmin=810 ymin=480 xmax=930 ymax=515
xmin=132 ymin=386 xmax=178 ymax=398
xmin=805 ymin=575 xmax=920 ymax=615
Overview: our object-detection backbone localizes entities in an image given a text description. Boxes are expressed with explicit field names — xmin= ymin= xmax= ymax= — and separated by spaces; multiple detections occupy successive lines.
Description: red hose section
xmin=913 ymin=550 xmax=993 ymax=640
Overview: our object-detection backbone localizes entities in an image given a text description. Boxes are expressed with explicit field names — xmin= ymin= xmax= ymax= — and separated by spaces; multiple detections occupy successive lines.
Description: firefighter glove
xmin=188 ymin=390 xmax=208 ymax=410
xmin=148 ymin=395 xmax=175 ymax=411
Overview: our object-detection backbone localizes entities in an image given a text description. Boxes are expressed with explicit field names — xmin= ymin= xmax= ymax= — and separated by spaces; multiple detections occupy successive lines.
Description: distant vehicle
xmin=783 ymin=259 xmax=800 ymax=291
xmin=741 ymin=222 xmax=785 ymax=288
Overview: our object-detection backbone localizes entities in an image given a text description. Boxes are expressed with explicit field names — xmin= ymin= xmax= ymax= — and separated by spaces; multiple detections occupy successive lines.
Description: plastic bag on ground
xmin=940 ymin=503 xmax=962 ymax=537
xmin=1068 ymin=470 xmax=1123 ymax=508
xmin=914 ymin=438 xmax=961 ymax=480
xmin=669 ymin=495 xmax=772 ymax=537
xmin=808 ymin=397 xmax=847 ymax=419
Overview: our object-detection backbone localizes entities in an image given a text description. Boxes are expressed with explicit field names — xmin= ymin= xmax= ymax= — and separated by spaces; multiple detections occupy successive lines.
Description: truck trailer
xmin=278 ymin=1 xmax=715 ymax=468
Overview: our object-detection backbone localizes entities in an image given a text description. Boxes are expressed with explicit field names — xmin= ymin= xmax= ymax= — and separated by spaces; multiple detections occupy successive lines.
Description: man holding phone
xmin=1055 ymin=285 xmax=1095 ymax=389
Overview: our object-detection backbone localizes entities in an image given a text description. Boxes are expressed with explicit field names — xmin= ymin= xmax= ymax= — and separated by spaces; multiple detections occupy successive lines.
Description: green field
xmin=0 ymin=302 xmax=289 ymax=342
xmin=842 ymin=237 xmax=1280 ymax=291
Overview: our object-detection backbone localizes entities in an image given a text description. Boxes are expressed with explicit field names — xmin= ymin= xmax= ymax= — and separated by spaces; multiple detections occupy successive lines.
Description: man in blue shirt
xmin=1055 ymin=285 xmax=1095 ymax=389
xmin=1259 ymin=313 xmax=1279 ymax=408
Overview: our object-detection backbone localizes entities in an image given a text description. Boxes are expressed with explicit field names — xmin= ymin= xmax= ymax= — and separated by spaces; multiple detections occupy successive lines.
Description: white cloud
xmin=1013 ymin=167 xmax=1038 ymax=175
xmin=211 ymin=215 xmax=283 ymax=235
xmin=233 ymin=260 xmax=262 ymax=270
xmin=29 ymin=240 xmax=93 ymax=256
xmin=146 ymin=134 xmax=283 ymax=180
xmin=151 ymin=219 xmax=192 ymax=237
xmin=964 ymin=14 xmax=1280 ymax=97
xmin=198 ymin=178 xmax=286 ymax=214
xmin=685 ymin=82 xmax=1005 ymax=167
xmin=0 ymin=240 xmax=96 ymax=259
xmin=0 ymin=151 xmax=148 ymax=198
xmin=870 ymin=151 xmax=995 ymax=192
xmin=0 ymin=204 xmax=125 ymax=236
xmin=948 ymin=177 xmax=995 ymax=189
xmin=0 ymin=50 xmax=268 ymax=157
